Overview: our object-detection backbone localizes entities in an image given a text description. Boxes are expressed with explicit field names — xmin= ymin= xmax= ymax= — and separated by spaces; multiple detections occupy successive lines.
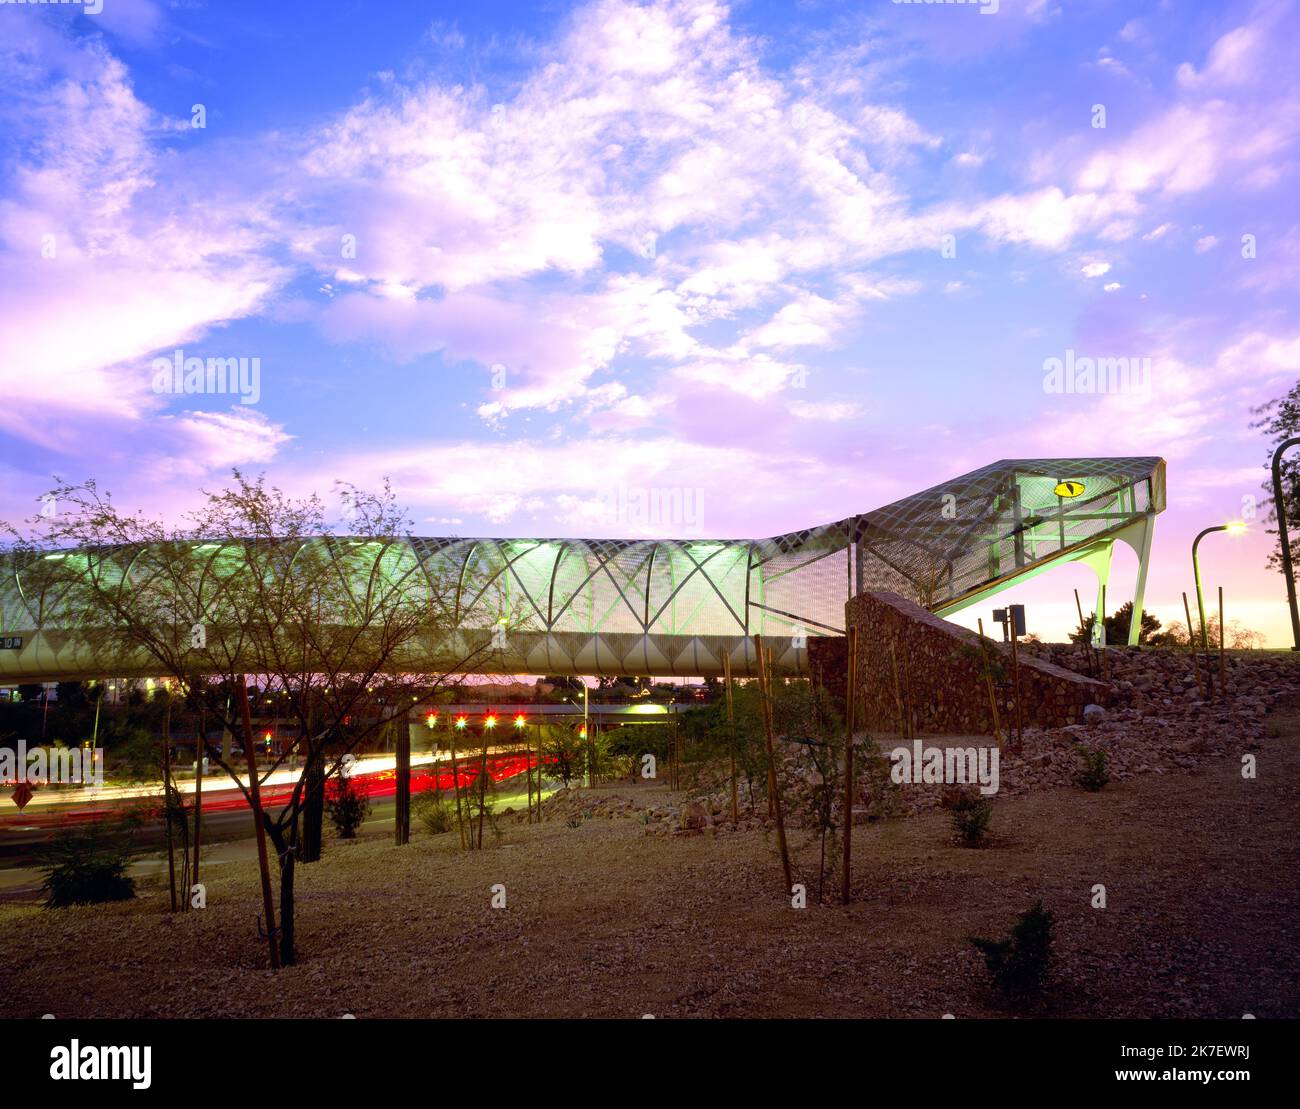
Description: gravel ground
xmin=3 ymin=699 xmax=1297 ymax=1019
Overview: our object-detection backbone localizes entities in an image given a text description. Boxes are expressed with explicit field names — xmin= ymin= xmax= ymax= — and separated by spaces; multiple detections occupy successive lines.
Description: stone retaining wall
xmin=843 ymin=591 xmax=1109 ymax=734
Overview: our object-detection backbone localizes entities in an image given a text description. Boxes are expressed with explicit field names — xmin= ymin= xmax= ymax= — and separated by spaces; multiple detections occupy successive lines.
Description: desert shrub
xmin=943 ymin=785 xmax=992 ymax=843
xmin=856 ymin=734 xmax=904 ymax=821
xmin=465 ymin=764 xmax=501 ymax=845
xmin=40 ymin=828 xmax=136 ymax=908
xmin=969 ymin=901 xmax=1056 ymax=1002
xmin=542 ymin=727 xmax=582 ymax=788
xmin=1074 ymin=744 xmax=1110 ymax=791
xmin=943 ymin=786 xmax=992 ymax=846
xmin=412 ymin=786 xmax=455 ymax=835
xmin=325 ymin=772 xmax=371 ymax=838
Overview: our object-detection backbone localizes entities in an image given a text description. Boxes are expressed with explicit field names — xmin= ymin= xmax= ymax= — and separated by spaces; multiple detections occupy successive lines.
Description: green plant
xmin=969 ymin=901 xmax=1056 ymax=1003
xmin=777 ymin=684 xmax=844 ymax=902
xmin=949 ymin=639 xmax=1007 ymax=683
xmin=542 ymin=726 xmax=586 ymax=788
xmin=1073 ymin=602 xmax=1163 ymax=647
xmin=412 ymin=786 xmax=455 ymax=835
xmin=855 ymin=734 xmax=903 ymax=821
xmin=458 ymin=761 xmax=500 ymax=847
xmin=325 ymin=772 xmax=371 ymax=839
xmin=40 ymin=828 xmax=136 ymax=908
xmin=944 ymin=786 xmax=992 ymax=846
xmin=1074 ymin=744 xmax=1110 ymax=791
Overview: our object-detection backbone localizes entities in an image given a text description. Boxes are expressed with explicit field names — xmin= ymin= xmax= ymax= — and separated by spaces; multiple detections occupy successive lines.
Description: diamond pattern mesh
xmin=0 ymin=457 xmax=1163 ymax=678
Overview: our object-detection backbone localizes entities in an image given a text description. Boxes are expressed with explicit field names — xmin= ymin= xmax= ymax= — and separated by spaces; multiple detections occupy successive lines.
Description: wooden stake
xmin=754 ymin=635 xmax=793 ymax=897
xmin=840 ymin=626 xmax=858 ymax=905
xmin=1100 ymin=584 xmax=1110 ymax=681
xmin=237 ymin=675 xmax=279 ymax=970
xmin=1074 ymin=588 xmax=1096 ymax=677
xmin=1182 ymin=592 xmax=1205 ymax=700
xmin=976 ymin=618 xmax=1004 ymax=750
xmin=1218 ymin=586 xmax=1227 ymax=697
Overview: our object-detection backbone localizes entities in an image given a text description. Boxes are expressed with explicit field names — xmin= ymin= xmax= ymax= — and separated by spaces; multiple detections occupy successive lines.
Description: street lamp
xmin=1192 ymin=522 xmax=1247 ymax=650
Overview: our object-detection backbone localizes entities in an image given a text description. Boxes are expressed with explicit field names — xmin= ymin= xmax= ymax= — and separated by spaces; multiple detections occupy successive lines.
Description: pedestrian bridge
xmin=0 ymin=457 xmax=1163 ymax=680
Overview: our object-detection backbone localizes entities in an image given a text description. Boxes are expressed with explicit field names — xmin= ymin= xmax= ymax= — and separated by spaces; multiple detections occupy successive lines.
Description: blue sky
xmin=1 ymin=0 xmax=1298 ymax=643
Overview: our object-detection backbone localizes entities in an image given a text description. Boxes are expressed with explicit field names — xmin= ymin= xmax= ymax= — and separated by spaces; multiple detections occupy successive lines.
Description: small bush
xmin=1074 ymin=744 xmax=1110 ymax=791
xmin=969 ymin=901 xmax=1056 ymax=1003
xmin=412 ymin=787 xmax=456 ymax=835
xmin=325 ymin=773 xmax=371 ymax=839
xmin=40 ymin=830 xmax=136 ymax=908
xmin=943 ymin=787 xmax=992 ymax=846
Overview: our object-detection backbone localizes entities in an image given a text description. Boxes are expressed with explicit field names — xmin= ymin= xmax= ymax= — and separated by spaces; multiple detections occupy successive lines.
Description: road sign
xmin=11 ymin=781 xmax=34 ymax=811
xmin=992 ymin=605 xmax=1027 ymax=638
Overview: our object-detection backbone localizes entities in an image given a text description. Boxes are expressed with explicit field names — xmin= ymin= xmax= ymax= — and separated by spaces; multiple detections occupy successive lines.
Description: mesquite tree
xmin=6 ymin=471 xmax=512 ymax=966
xmin=1253 ymin=381 xmax=1300 ymax=575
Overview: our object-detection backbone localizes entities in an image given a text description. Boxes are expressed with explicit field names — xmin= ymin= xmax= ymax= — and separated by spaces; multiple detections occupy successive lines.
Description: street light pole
xmin=1271 ymin=436 xmax=1300 ymax=651
xmin=1192 ymin=523 xmax=1246 ymax=651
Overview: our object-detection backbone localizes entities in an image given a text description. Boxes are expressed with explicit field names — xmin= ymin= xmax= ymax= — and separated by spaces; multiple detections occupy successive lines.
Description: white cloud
xmin=0 ymin=30 xmax=286 ymax=449
xmin=789 ymin=400 xmax=863 ymax=422
xmin=165 ymin=408 xmax=294 ymax=473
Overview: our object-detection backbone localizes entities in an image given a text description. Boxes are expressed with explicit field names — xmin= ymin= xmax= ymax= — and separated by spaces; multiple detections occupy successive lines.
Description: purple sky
xmin=1 ymin=0 xmax=1298 ymax=644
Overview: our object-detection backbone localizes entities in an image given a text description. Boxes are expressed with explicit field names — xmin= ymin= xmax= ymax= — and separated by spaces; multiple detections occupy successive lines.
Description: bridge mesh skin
xmin=0 ymin=457 xmax=1164 ymax=679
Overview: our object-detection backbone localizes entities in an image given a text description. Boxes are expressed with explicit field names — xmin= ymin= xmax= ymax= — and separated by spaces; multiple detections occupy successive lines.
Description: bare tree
xmin=7 ymin=471 xmax=515 ymax=966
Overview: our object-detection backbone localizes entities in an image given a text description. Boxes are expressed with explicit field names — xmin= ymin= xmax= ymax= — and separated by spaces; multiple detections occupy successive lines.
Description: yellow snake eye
xmin=1054 ymin=480 xmax=1086 ymax=498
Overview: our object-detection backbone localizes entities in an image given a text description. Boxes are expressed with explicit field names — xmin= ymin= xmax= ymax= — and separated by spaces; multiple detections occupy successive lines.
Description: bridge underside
xmin=0 ymin=457 xmax=1164 ymax=682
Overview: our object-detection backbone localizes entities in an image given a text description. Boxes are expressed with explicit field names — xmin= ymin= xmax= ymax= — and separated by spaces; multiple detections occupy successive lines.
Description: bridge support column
xmin=1115 ymin=515 xmax=1156 ymax=646
xmin=1077 ymin=541 xmax=1115 ymax=642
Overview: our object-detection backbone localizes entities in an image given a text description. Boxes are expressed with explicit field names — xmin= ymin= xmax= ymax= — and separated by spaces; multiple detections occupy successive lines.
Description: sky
xmin=1 ymin=0 xmax=1298 ymax=645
